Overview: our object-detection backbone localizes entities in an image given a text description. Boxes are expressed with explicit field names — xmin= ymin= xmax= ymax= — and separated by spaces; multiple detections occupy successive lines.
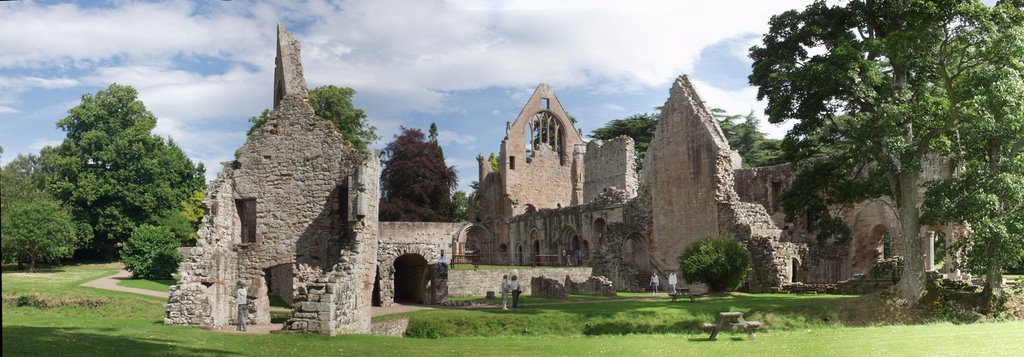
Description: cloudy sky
xmin=1 ymin=0 xmax=829 ymax=192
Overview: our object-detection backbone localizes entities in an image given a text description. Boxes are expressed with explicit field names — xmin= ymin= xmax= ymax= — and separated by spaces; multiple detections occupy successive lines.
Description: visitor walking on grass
xmin=510 ymin=275 xmax=521 ymax=310
xmin=650 ymin=273 xmax=659 ymax=295
xmin=668 ymin=272 xmax=678 ymax=294
xmin=236 ymin=282 xmax=248 ymax=332
xmin=501 ymin=275 xmax=511 ymax=310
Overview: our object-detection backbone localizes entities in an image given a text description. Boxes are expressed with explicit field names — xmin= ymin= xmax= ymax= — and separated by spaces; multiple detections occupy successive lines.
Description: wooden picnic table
xmin=701 ymin=311 xmax=761 ymax=341
xmin=667 ymin=288 xmax=695 ymax=302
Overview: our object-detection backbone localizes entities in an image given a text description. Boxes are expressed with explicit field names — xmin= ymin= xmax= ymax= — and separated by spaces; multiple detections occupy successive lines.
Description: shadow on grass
xmin=2 ymin=325 xmax=238 ymax=356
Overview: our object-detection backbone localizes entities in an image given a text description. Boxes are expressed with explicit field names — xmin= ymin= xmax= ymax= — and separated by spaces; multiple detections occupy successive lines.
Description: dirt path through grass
xmin=80 ymin=270 xmax=168 ymax=298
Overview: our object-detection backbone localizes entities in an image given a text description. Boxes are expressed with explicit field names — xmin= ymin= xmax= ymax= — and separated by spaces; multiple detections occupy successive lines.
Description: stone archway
xmin=393 ymin=253 xmax=429 ymax=304
xmin=852 ymin=224 xmax=888 ymax=275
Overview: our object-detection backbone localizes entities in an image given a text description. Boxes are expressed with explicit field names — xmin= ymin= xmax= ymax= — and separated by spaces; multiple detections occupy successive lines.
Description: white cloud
xmin=27 ymin=138 xmax=62 ymax=151
xmin=437 ymin=130 xmax=477 ymax=146
xmin=689 ymin=78 xmax=794 ymax=139
xmin=0 ymin=106 xmax=17 ymax=114
xmin=603 ymin=104 xmax=625 ymax=111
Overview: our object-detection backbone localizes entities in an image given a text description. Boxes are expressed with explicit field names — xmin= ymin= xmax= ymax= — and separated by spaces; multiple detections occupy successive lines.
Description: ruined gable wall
xmin=641 ymin=76 xmax=737 ymax=272
xmin=583 ymin=137 xmax=638 ymax=204
xmin=500 ymin=84 xmax=584 ymax=213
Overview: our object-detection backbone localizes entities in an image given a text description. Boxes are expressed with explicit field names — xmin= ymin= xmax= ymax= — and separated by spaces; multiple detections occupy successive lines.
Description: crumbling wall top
xmin=274 ymin=22 xmax=309 ymax=109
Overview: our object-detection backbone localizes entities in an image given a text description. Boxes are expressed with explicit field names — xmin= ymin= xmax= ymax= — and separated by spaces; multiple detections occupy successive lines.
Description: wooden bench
xmin=701 ymin=312 xmax=761 ymax=340
xmin=667 ymin=288 xmax=695 ymax=302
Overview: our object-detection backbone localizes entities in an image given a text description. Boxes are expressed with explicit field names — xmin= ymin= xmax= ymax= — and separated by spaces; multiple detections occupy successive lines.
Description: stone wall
xmin=166 ymin=23 xmax=380 ymax=336
xmin=640 ymin=76 xmax=744 ymax=280
xmin=376 ymin=221 xmax=462 ymax=307
xmin=738 ymin=236 xmax=806 ymax=292
xmin=530 ymin=276 xmax=568 ymax=298
xmin=446 ymin=267 xmax=592 ymax=296
xmin=583 ymin=137 xmax=638 ymax=204
xmin=566 ymin=275 xmax=616 ymax=296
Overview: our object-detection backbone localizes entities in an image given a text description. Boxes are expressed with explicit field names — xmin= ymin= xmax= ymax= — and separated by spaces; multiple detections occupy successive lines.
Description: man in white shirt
xmin=236 ymin=282 xmax=248 ymax=332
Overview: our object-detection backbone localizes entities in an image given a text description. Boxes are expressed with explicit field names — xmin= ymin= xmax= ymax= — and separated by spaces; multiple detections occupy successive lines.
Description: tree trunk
xmin=985 ymin=261 xmax=1004 ymax=312
xmin=895 ymin=171 xmax=925 ymax=304
xmin=29 ymin=255 xmax=36 ymax=273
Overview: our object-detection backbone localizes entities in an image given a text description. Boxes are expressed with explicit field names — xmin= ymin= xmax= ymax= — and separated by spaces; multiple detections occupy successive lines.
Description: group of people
xmin=559 ymin=249 xmax=583 ymax=266
xmin=649 ymin=272 xmax=679 ymax=295
xmin=499 ymin=275 xmax=522 ymax=310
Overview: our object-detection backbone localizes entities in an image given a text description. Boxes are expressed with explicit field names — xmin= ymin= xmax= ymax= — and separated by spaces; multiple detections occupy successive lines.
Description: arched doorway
xmin=393 ymin=254 xmax=429 ymax=304
xmin=852 ymin=224 xmax=888 ymax=275
xmin=516 ymin=244 xmax=524 ymax=265
xmin=593 ymin=218 xmax=606 ymax=241
xmin=623 ymin=234 xmax=647 ymax=272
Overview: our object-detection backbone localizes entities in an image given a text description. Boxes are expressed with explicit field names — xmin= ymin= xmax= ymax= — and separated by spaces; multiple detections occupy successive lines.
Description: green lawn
xmin=448 ymin=291 xmax=653 ymax=304
xmin=4 ymin=264 xmax=1023 ymax=356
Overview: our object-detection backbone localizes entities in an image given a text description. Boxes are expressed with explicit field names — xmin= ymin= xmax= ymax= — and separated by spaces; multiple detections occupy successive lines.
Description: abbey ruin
xmin=165 ymin=23 xmax=963 ymax=335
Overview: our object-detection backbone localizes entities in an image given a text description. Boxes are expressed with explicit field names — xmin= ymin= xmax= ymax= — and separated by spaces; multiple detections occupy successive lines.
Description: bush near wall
xmin=678 ymin=235 xmax=751 ymax=292
xmin=121 ymin=225 xmax=181 ymax=280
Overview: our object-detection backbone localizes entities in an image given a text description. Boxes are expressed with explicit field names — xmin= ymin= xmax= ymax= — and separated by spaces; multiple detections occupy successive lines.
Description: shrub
xmin=122 ymin=225 xmax=182 ymax=279
xmin=678 ymin=235 xmax=751 ymax=292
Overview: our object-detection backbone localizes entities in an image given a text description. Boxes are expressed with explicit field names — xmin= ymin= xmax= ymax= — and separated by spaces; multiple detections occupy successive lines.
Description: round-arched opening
xmin=593 ymin=218 xmax=606 ymax=241
xmin=393 ymin=253 xmax=429 ymax=304
xmin=853 ymin=224 xmax=888 ymax=275
xmin=623 ymin=234 xmax=647 ymax=272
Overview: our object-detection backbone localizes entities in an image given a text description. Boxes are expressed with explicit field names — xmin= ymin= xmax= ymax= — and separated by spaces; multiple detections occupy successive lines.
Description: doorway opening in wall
xmin=263 ymin=264 xmax=292 ymax=323
xmin=791 ymin=258 xmax=802 ymax=283
xmin=372 ymin=266 xmax=382 ymax=307
xmin=516 ymin=244 xmax=523 ymax=265
xmin=393 ymin=254 xmax=428 ymax=304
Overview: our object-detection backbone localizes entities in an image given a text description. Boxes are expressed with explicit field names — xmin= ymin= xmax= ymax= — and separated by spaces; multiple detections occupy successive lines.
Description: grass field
xmin=4 ymin=264 xmax=1023 ymax=356
xmin=117 ymin=277 xmax=176 ymax=292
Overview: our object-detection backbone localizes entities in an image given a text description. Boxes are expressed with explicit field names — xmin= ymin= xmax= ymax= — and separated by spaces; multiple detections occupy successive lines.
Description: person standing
xmin=510 ymin=275 xmax=521 ymax=310
xmin=236 ymin=282 xmax=248 ymax=332
xmin=668 ymin=272 xmax=678 ymax=294
xmin=500 ymin=275 xmax=511 ymax=311
xmin=650 ymin=273 xmax=659 ymax=295
xmin=438 ymin=249 xmax=448 ymax=277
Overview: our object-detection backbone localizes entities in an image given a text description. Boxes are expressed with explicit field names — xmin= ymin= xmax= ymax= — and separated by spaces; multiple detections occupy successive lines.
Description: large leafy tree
xmin=750 ymin=0 xmax=1016 ymax=303
xmin=923 ymin=2 xmax=1024 ymax=307
xmin=41 ymin=84 xmax=205 ymax=258
xmin=248 ymin=85 xmax=379 ymax=149
xmin=1 ymin=154 xmax=78 ymax=270
xmin=711 ymin=109 xmax=784 ymax=167
xmin=1 ymin=199 xmax=77 ymax=272
xmin=380 ymin=126 xmax=457 ymax=222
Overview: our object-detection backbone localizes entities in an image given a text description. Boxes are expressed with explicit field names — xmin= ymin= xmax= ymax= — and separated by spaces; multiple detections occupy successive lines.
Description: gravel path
xmin=79 ymin=270 xmax=168 ymax=298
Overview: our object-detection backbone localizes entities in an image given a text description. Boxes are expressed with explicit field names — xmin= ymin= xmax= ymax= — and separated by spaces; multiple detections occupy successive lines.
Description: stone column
xmin=925 ymin=231 xmax=935 ymax=271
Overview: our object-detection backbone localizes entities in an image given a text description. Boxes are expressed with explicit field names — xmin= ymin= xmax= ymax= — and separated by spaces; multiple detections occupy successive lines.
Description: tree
xmin=487 ymin=152 xmax=499 ymax=172
xmin=451 ymin=190 xmax=469 ymax=222
xmin=248 ymin=86 xmax=379 ymax=150
xmin=678 ymin=236 xmax=752 ymax=292
xmin=711 ymin=109 xmax=784 ymax=167
xmin=749 ymin=0 xmax=1012 ymax=303
xmin=589 ymin=113 xmax=659 ymax=169
xmin=380 ymin=127 xmax=458 ymax=222
xmin=121 ymin=225 xmax=182 ymax=279
xmin=41 ymin=84 xmax=205 ymax=258
xmin=1 ymin=198 xmax=77 ymax=272
xmin=922 ymin=2 xmax=1024 ymax=306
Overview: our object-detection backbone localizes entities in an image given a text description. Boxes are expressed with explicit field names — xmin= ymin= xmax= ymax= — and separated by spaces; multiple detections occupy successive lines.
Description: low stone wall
xmin=567 ymin=276 xmax=616 ymax=296
xmin=531 ymin=276 xmax=568 ymax=298
xmin=837 ymin=257 xmax=903 ymax=294
xmin=447 ymin=267 xmax=592 ymax=297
